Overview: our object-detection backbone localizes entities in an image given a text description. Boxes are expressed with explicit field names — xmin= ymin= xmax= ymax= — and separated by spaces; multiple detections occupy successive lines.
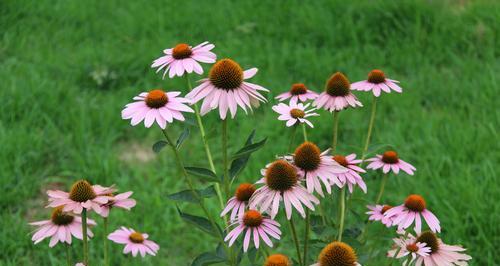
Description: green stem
xmin=161 ymin=128 xmax=230 ymax=259
xmin=318 ymin=204 xmax=328 ymax=226
xmin=332 ymin=111 xmax=340 ymax=152
xmin=185 ymin=75 xmax=225 ymax=211
xmin=375 ymin=174 xmax=388 ymax=204
xmin=303 ymin=209 xmax=310 ymax=265
xmin=301 ymin=123 xmax=308 ymax=141
xmin=81 ymin=208 xmax=88 ymax=265
xmin=337 ymin=188 xmax=346 ymax=241
xmin=288 ymin=125 xmax=298 ymax=153
xmin=65 ymin=244 xmax=71 ymax=266
xmin=103 ymin=217 xmax=109 ymax=266
xmin=221 ymin=119 xmax=230 ymax=198
xmin=288 ymin=218 xmax=303 ymax=266
xmin=361 ymin=95 xmax=378 ymax=162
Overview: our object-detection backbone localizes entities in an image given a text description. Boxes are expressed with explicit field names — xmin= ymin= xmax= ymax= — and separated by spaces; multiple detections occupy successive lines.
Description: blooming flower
xmin=47 ymin=180 xmax=113 ymax=215
xmin=384 ymin=194 xmax=441 ymax=233
xmin=390 ymin=231 xmax=471 ymax=266
xmin=366 ymin=150 xmax=416 ymax=175
xmin=313 ymin=72 xmax=362 ymax=112
xmin=311 ymin=241 xmax=362 ymax=266
xmin=30 ymin=206 xmax=96 ymax=247
xmin=351 ymin=69 xmax=403 ymax=97
xmin=332 ymin=154 xmax=367 ymax=193
xmin=224 ymin=210 xmax=281 ymax=252
xmin=100 ymin=191 xmax=137 ymax=218
xmin=108 ymin=227 xmax=159 ymax=257
xmin=366 ymin=204 xmax=394 ymax=227
xmin=272 ymin=101 xmax=319 ymax=128
xmin=275 ymin=83 xmax=318 ymax=103
xmin=249 ymin=160 xmax=319 ymax=219
xmin=221 ymin=183 xmax=256 ymax=221
xmin=151 ymin=42 xmax=216 ymax=78
xmin=290 ymin=142 xmax=347 ymax=197
xmin=186 ymin=58 xmax=269 ymax=119
xmin=387 ymin=233 xmax=431 ymax=265
xmin=121 ymin=89 xmax=194 ymax=129
xmin=264 ymin=254 xmax=291 ymax=266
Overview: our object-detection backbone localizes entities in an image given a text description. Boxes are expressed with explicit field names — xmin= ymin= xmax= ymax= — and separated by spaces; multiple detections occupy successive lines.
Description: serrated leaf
xmin=185 ymin=167 xmax=219 ymax=183
xmin=152 ymin=140 xmax=168 ymax=153
xmin=191 ymin=252 xmax=225 ymax=266
xmin=167 ymin=186 xmax=216 ymax=203
xmin=177 ymin=207 xmax=218 ymax=236
xmin=231 ymin=137 xmax=267 ymax=160
xmin=176 ymin=127 xmax=190 ymax=149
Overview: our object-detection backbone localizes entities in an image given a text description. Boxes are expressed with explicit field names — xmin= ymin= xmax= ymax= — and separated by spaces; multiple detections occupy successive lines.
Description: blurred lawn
xmin=1 ymin=0 xmax=498 ymax=265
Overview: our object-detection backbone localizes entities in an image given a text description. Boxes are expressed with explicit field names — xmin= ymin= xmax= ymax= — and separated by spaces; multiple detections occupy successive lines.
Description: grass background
xmin=1 ymin=0 xmax=498 ymax=265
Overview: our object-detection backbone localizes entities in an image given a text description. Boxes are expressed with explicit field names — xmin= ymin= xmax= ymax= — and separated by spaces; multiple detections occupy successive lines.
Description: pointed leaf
xmin=167 ymin=186 xmax=216 ymax=203
xmin=177 ymin=207 xmax=218 ymax=236
xmin=185 ymin=167 xmax=219 ymax=183
xmin=176 ymin=127 xmax=190 ymax=149
xmin=191 ymin=252 xmax=225 ymax=266
xmin=231 ymin=138 xmax=267 ymax=160
xmin=152 ymin=140 xmax=168 ymax=153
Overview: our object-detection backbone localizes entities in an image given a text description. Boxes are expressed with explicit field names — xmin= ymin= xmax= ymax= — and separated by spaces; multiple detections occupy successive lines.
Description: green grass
xmin=1 ymin=0 xmax=498 ymax=265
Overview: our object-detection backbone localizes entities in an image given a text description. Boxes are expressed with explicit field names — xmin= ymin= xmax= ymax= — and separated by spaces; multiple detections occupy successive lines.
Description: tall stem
xmin=103 ymin=217 xmax=109 ymax=266
xmin=186 ymin=75 xmax=224 ymax=210
xmin=65 ymin=244 xmax=71 ymax=266
xmin=337 ymin=188 xmax=346 ymax=241
xmin=221 ymin=119 xmax=230 ymax=198
xmin=288 ymin=218 xmax=303 ymax=266
xmin=361 ymin=96 xmax=378 ymax=162
xmin=303 ymin=209 xmax=310 ymax=265
xmin=332 ymin=111 xmax=340 ymax=152
xmin=288 ymin=125 xmax=298 ymax=152
xmin=375 ymin=174 xmax=388 ymax=204
xmin=81 ymin=208 xmax=88 ymax=265
xmin=301 ymin=124 xmax=308 ymax=141
xmin=161 ymin=128 xmax=230 ymax=258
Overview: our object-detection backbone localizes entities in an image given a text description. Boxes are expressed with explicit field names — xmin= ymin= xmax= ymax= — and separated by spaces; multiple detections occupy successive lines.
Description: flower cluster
xmin=30 ymin=40 xmax=470 ymax=266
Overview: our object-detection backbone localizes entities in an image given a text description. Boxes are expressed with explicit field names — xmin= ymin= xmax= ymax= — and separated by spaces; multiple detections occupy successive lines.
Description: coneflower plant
xmin=28 ymin=41 xmax=471 ymax=266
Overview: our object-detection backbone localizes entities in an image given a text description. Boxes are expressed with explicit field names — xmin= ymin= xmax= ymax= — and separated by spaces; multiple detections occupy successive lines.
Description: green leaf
xmin=191 ymin=252 xmax=225 ymax=266
xmin=247 ymin=247 xmax=258 ymax=264
xmin=167 ymin=186 xmax=216 ymax=203
xmin=185 ymin=167 xmax=219 ymax=183
xmin=152 ymin=140 xmax=168 ymax=153
xmin=177 ymin=207 xmax=218 ymax=236
xmin=176 ymin=127 xmax=190 ymax=149
xmin=231 ymin=137 xmax=267 ymax=160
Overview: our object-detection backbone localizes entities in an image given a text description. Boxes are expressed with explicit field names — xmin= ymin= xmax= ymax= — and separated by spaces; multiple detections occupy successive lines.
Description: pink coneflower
xmin=313 ymin=72 xmax=362 ymax=112
xmin=224 ymin=209 xmax=281 ymax=252
xmin=332 ymin=154 xmax=367 ymax=193
xmin=264 ymin=254 xmax=291 ymax=266
xmin=100 ymin=191 xmax=137 ymax=218
xmin=291 ymin=142 xmax=347 ymax=197
xmin=366 ymin=150 xmax=416 ymax=175
xmin=414 ymin=231 xmax=471 ymax=266
xmin=311 ymin=241 xmax=362 ymax=266
xmin=275 ymin=83 xmax=318 ymax=103
xmin=185 ymin=59 xmax=269 ymax=120
xmin=108 ymin=227 xmax=159 ymax=257
xmin=366 ymin=204 xmax=394 ymax=227
xmin=30 ymin=206 xmax=96 ymax=247
xmin=384 ymin=194 xmax=441 ymax=233
xmin=272 ymin=101 xmax=319 ymax=128
xmin=387 ymin=233 xmax=431 ymax=265
xmin=351 ymin=69 xmax=403 ymax=97
xmin=121 ymin=89 xmax=194 ymax=129
xmin=47 ymin=180 xmax=113 ymax=215
xmin=221 ymin=183 xmax=256 ymax=221
xmin=249 ymin=160 xmax=319 ymax=219
xmin=151 ymin=42 xmax=216 ymax=78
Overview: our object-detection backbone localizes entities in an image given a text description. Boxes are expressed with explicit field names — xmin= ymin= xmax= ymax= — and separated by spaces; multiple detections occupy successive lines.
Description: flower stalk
xmin=361 ymin=95 xmax=378 ymax=162
xmin=103 ymin=217 xmax=109 ymax=266
xmin=81 ymin=208 xmax=88 ymax=265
